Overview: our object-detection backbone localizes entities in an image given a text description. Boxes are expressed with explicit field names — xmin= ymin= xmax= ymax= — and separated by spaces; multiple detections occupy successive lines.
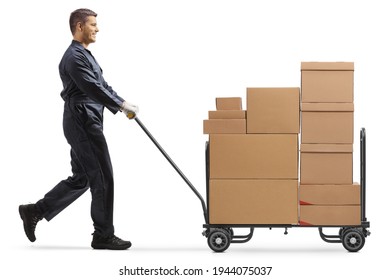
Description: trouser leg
xmin=36 ymin=149 xmax=89 ymax=220
xmin=86 ymin=131 xmax=115 ymax=237
xmin=66 ymin=103 xmax=115 ymax=236
xmin=76 ymin=127 xmax=115 ymax=236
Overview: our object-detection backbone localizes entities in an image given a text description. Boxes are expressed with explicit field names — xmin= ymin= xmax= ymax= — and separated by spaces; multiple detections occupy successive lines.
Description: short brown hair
xmin=69 ymin=8 xmax=97 ymax=35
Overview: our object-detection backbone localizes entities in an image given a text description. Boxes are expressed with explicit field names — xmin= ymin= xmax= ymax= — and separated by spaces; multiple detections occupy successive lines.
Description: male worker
xmin=18 ymin=8 xmax=137 ymax=250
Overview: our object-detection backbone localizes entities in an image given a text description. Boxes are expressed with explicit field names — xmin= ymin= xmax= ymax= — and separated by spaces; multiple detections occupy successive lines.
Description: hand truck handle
xmin=134 ymin=117 xmax=208 ymax=224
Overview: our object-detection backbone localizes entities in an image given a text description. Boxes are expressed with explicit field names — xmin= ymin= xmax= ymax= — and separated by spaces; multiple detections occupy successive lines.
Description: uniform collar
xmin=71 ymin=40 xmax=92 ymax=54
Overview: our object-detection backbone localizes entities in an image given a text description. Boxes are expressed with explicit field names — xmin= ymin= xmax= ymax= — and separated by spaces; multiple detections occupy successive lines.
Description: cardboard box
xmin=210 ymin=134 xmax=298 ymax=179
xmin=300 ymin=205 xmax=361 ymax=226
xmin=301 ymin=103 xmax=354 ymax=144
xmin=216 ymin=97 xmax=242 ymax=110
xmin=301 ymin=62 xmax=354 ymax=103
xmin=300 ymin=144 xmax=353 ymax=184
xmin=247 ymin=88 xmax=300 ymax=133
xmin=208 ymin=110 xmax=246 ymax=119
xmin=203 ymin=119 xmax=246 ymax=134
xmin=209 ymin=179 xmax=298 ymax=224
xmin=299 ymin=183 xmax=360 ymax=205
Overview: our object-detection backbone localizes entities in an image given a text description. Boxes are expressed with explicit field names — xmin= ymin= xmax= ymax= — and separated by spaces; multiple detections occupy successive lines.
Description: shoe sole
xmin=91 ymin=243 xmax=132 ymax=250
xmin=19 ymin=206 xmax=36 ymax=242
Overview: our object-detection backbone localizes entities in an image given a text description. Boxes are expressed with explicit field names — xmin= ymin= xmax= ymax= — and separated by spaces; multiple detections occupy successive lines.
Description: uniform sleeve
xmin=101 ymin=75 xmax=125 ymax=105
xmin=67 ymin=51 xmax=124 ymax=114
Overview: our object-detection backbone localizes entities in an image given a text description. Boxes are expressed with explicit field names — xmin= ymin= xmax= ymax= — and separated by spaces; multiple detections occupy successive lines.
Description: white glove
xmin=121 ymin=101 xmax=139 ymax=119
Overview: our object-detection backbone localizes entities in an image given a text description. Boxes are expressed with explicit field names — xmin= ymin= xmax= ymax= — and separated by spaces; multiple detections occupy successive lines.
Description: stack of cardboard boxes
xmin=204 ymin=89 xmax=300 ymax=225
xmin=203 ymin=97 xmax=246 ymax=134
xmin=202 ymin=62 xmax=360 ymax=227
xmin=299 ymin=62 xmax=360 ymax=225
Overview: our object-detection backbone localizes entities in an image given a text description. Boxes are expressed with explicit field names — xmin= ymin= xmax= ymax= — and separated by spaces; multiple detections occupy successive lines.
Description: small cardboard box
xmin=300 ymin=144 xmax=353 ymax=184
xmin=301 ymin=103 xmax=354 ymax=144
xmin=209 ymin=179 xmax=298 ymax=224
xmin=299 ymin=183 xmax=360 ymax=205
xmin=208 ymin=110 xmax=246 ymax=119
xmin=301 ymin=62 xmax=354 ymax=103
xmin=216 ymin=97 xmax=242 ymax=110
xmin=210 ymin=134 xmax=298 ymax=179
xmin=300 ymin=205 xmax=361 ymax=226
xmin=247 ymin=88 xmax=300 ymax=133
xmin=203 ymin=119 xmax=246 ymax=134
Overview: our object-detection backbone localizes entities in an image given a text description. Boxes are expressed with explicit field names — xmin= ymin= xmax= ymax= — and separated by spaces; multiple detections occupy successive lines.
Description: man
xmin=18 ymin=8 xmax=137 ymax=250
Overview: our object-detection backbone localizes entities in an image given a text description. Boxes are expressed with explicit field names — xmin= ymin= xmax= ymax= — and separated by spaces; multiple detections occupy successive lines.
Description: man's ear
xmin=76 ymin=22 xmax=83 ymax=32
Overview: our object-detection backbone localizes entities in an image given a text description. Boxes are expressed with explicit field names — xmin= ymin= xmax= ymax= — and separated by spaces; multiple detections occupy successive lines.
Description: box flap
xmin=301 ymin=103 xmax=354 ymax=112
xmin=300 ymin=144 xmax=353 ymax=153
xmin=301 ymin=62 xmax=354 ymax=71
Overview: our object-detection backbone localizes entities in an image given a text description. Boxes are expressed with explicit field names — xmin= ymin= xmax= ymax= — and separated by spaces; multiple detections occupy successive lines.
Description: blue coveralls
xmin=36 ymin=40 xmax=125 ymax=237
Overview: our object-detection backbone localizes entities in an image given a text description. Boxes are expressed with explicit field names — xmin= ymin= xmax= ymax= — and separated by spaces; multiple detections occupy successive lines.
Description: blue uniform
xmin=36 ymin=40 xmax=124 ymax=237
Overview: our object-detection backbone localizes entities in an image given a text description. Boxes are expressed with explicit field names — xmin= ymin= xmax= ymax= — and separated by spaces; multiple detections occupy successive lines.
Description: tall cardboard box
xmin=209 ymin=179 xmax=298 ymax=224
xmin=301 ymin=103 xmax=354 ymax=144
xmin=301 ymin=62 xmax=354 ymax=103
xmin=300 ymin=144 xmax=353 ymax=184
xmin=247 ymin=88 xmax=300 ymax=133
xmin=210 ymin=134 xmax=298 ymax=179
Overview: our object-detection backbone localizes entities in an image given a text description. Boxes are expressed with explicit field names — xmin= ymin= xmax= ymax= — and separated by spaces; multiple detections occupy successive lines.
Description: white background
xmin=1 ymin=0 xmax=388 ymax=279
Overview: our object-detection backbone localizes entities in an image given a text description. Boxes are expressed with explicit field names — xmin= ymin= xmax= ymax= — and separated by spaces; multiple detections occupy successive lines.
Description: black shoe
xmin=91 ymin=234 xmax=132 ymax=250
xmin=19 ymin=204 xmax=43 ymax=242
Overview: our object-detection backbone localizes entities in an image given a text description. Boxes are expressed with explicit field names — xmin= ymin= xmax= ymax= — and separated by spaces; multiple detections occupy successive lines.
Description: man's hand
xmin=121 ymin=101 xmax=139 ymax=119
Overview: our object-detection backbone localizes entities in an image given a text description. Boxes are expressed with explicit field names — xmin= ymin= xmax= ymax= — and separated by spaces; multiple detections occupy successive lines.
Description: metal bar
xmin=134 ymin=117 xmax=208 ymax=224
xmin=204 ymin=224 xmax=295 ymax=228
xmin=360 ymin=128 xmax=367 ymax=222
xmin=205 ymin=142 xmax=210 ymax=224
xmin=231 ymin=227 xmax=255 ymax=244
xmin=233 ymin=230 xmax=254 ymax=239
xmin=318 ymin=227 xmax=341 ymax=243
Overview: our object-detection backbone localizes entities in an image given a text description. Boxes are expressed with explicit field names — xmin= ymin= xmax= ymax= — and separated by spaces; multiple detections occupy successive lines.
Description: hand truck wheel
xmin=342 ymin=228 xmax=365 ymax=252
xmin=207 ymin=228 xmax=231 ymax=253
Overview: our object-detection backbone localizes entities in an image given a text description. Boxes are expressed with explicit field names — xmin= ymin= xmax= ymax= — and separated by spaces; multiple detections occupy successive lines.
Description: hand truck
xmin=134 ymin=117 xmax=370 ymax=252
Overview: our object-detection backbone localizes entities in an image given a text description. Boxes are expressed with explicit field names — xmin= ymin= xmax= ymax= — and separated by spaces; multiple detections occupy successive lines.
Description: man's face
xmin=80 ymin=16 xmax=99 ymax=45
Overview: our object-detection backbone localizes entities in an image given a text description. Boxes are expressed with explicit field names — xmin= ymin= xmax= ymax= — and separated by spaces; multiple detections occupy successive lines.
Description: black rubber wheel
xmin=207 ymin=229 xmax=231 ymax=253
xmin=342 ymin=229 xmax=365 ymax=252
